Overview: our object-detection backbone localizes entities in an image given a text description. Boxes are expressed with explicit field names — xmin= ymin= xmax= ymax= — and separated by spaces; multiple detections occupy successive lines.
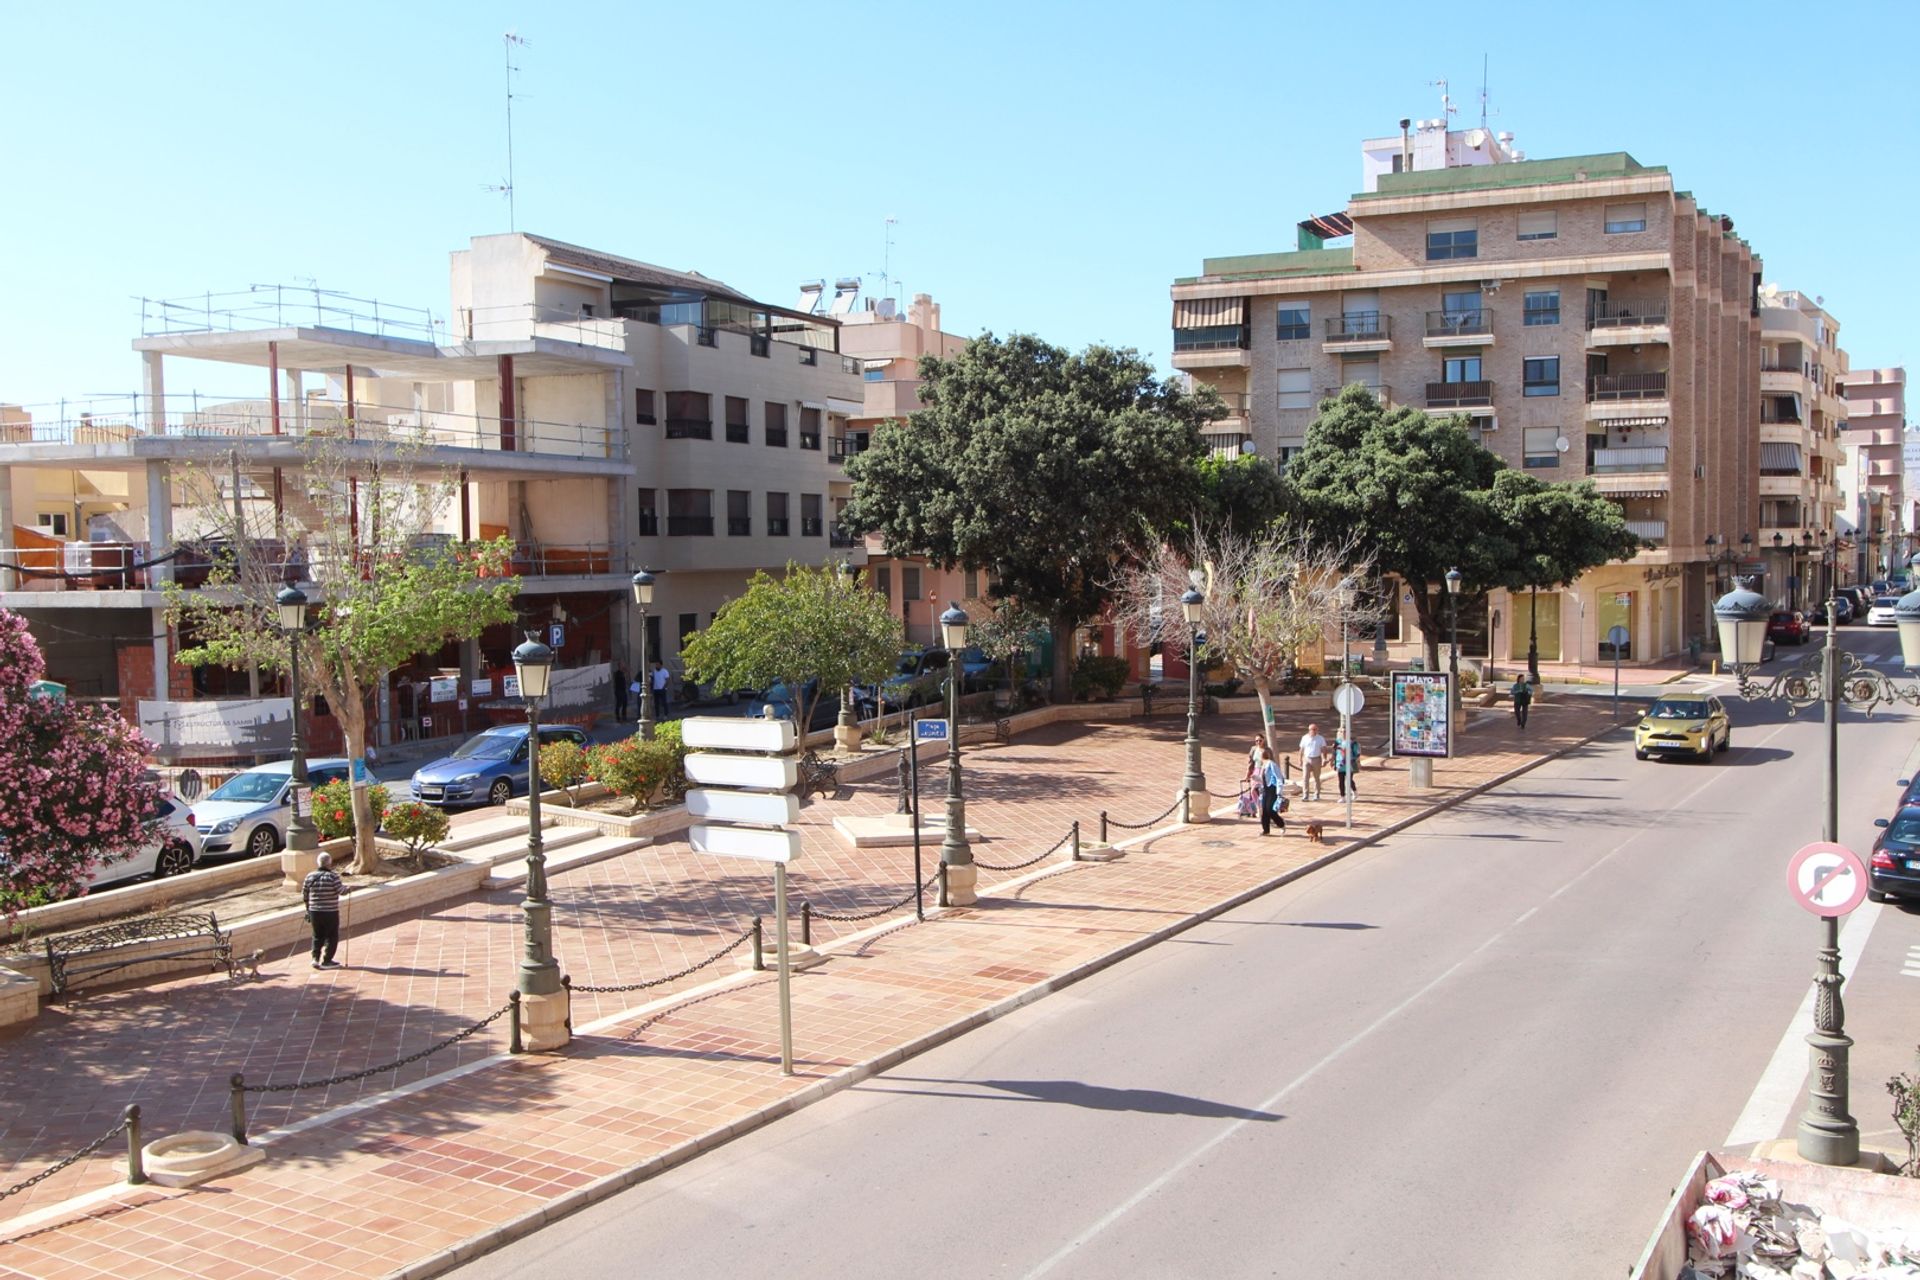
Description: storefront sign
xmin=1642 ymin=565 xmax=1683 ymax=583
xmin=1389 ymin=671 xmax=1451 ymax=759
xmin=472 ymin=677 xmax=494 ymax=698
xmin=429 ymin=676 xmax=458 ymax=703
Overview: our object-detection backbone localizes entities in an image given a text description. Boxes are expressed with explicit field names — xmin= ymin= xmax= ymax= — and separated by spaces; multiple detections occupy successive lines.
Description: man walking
xmin=302 ymin=852 xmax=345 ymax=969
xmin=612 ymin=666 xmax=629 ymax=722
xmin=1510 ymin=675 xmax=1533 ymax=730
xmin=1299 ymin=723 xmax=1328 ymax=801
xmin=650 ymin=659 xmax=672 ymax=720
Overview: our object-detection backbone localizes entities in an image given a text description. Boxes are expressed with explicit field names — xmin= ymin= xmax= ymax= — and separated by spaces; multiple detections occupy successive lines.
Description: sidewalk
xmin=0 ymin=702 xmax=1614 ymax=1279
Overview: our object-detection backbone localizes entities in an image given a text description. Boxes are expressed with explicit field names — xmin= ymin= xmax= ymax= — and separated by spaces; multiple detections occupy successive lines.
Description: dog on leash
xmin=1304 ymin=822 xmax=1326 ymax=844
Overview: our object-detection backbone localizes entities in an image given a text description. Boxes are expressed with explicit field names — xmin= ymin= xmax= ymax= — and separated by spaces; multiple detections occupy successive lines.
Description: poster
xmin=1390 ymin=671 xmax=1452 ymax=759
xmin=429 ymin=676 xmax=458 ymax=703
xmin=471 ymin=676 xmax=494 ymax=698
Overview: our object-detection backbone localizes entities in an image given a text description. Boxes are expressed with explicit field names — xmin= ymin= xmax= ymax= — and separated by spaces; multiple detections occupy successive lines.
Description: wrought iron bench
xmin=796 ymin=750 xmax=841 ymax=802
xmin=958 ymin=718 xmax=1013 ymax=747
xmin=45 ymin=912 xmax=259 ymax=998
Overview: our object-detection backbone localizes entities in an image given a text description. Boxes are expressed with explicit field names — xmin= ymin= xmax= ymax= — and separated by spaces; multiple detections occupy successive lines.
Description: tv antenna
xmin=876 ymin=215 xmax=899 ymax=304
xmin=483 ymin=32 xmax=531 ymax=230
xmin=1429 ymin=77 xmax=1457 ymax=121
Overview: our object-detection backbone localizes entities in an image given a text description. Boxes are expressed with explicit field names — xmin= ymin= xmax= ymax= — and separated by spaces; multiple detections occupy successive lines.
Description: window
xmin=863 ymin=366 xmax=884 ymax=382
xmin=636 ymin=488 xmax=658 ymax=537
xmin=665 ymin=489 xmax=713 ymax=536
xmin=1604 ymin=202 xmax=1647 ymax=234
xmin=767 ymin=491 xmax=789 ymax=537
xmin=799 ymin=406 xmax=822 ymax=450
xmin=727 ymin=489 xmax=751 ymax=537
xmin=678 ymin=613 xmax=698 ymax=652
xmin=1427 ymin=218 xmax=1478 ymax=260
xmin=964 ymin=569 xmax=979 ymax=600
xmin=635 ymin=388 xmax=657 ymax=425
xmin=665 ymin=391 xmax=711 ymax=439
xmin=800 ymin=492 xmax=823 ymax=537
xmin=1517 ymin=210 xmax=1558 ymax=241
xmin=1522 ymin=427 xmax=1562 ymax=468
xmin=1276 ymin=445 xmax=1303 ymax=474
xmin=725 ymin=396 xmax=749 ymax=444
xmin=903 ymin=566 xmax=922 ymax=602
xmin=1524 ymin=290 xmax=1560 ymax=326
xmin=764 ymin=401 xmax=788 ymax=447
xmin=1443 ymin=355 xmax=1483 ymax=383
xmin=1276 ymin=368 xmax=1313 ymax=410
xmin=875 ymin=567 xmax=892 ymax=599
xmin=1339 ymin=358 xmax=1382 ymax=392
xmin=1523 ymin=357 xmax=1561 ymax=397
xmin=750 ymin=333 xmax=770 ymax=358
xmin=36 ymin=512 xmax=68 ymax=538
xmin=1276 ymin=304 xmax=1310 ymax=341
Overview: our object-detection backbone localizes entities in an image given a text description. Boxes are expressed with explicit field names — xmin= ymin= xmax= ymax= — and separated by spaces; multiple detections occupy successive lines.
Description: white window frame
xmin=1275 ymin=301 xmax=1311 ymax=341
xmin=1522 ymin=428 xmax=1561 ymax=468
xmin=1523 ymin=289 xmax=1560 ymax=326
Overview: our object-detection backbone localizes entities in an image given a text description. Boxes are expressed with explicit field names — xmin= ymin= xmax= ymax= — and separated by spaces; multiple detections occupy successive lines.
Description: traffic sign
xmin=689 ymin=823 xmax=800 ymax=864
xmin=686 ymin=787 xmax=800 ymax=826
xmin=548 ymin=622 xmax=565 ymax=649
xmin=1606 ymin=625 xmax=1630 ymax=647
xmin=915 ymin=719 xmax=949 ymax=741
xmin=1333 ymin=683 xmax=1365 ymax=716
xmin=684 ymin=753 xmax=799 ymax=791
xmin=1787 ymin=841 xmax=1870 ymax=918
xmin=681 ymin=716 xmax=796 ymax=753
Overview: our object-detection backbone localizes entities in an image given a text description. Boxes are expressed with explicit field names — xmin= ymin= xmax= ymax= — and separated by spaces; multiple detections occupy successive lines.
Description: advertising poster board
xmin=1390 ymin=671 xmax=1452 ymax=759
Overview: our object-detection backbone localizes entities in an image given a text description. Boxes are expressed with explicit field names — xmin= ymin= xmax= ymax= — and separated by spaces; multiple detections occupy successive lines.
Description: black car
xmin=1870 ymin=805 xmax=1920 ymax=902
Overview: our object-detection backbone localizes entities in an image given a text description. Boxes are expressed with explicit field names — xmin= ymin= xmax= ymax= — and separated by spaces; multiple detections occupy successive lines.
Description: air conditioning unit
xmin=1479 ymin=415 xmax=1499 ymax=432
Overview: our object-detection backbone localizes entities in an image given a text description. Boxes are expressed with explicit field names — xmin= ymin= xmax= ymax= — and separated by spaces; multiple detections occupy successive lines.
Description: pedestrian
xmin=650 ymin=659 xmax=672 ymax=719
xmin=612 ymin=666 xmax=629 ymax=722
xmin=302 ymin=852 xmax=345 ymax=970
xmin=1299 ymin=722 xmax=1328 ymax=801
xmin=1258 ymin=744 xmax=1288 ymax=836
xmin=1335 ymin=731 xmax=1361 ymax=798
xmin=1510 ymin=675 xmax=1533 ymax=730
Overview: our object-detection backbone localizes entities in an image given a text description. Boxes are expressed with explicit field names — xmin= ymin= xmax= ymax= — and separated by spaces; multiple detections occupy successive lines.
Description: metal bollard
xmin=1099 ymin=810 xmax=1109 ymax=844
xmin=509 ymin=990 xmax=523 ymax=1055
xmin=1181 ymin=790 xmax=1191 ymax=824
xmin=124 ymin=1104 xmax=145 ymax=1185
xmin=1071 ymin=819 xmax=1081 ymax=862
xmin=800 ymin=902 xmax=812 ymax=947
xmin=937 ymin=863 xmax=949 ymax=908
xmin=229 ymin=1074 xmax=248 ymax=1146
xmin=751 ymin=916 xmax=764 ymax=971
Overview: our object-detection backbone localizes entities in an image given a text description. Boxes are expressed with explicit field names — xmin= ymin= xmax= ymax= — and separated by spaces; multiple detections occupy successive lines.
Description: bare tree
xmin=1110 ymin=521 xmax=1385 ymax=757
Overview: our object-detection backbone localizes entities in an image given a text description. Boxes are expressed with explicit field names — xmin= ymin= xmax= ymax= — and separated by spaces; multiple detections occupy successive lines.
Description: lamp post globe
xmin=276 ymin=584 xmax=309 ymax=632
xmin=510 ymin=633 xmax=565 ymax=1046
xmin=1712 ymin=583 xmax=1771 ymax=667
xmin=631 ymin=569 xmax=656 ymax=739
xmin=937 ymin=603 xmax=974 ymax=903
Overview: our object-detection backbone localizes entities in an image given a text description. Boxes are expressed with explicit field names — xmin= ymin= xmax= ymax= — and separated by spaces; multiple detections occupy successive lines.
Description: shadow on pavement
xmin=872 ymin=1076 xmax=1283 ymax=1122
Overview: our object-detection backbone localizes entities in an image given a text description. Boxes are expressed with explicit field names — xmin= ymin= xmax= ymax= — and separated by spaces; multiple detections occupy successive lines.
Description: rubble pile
xmin=1684 ymin=1171 xmax=1920 ymax=1279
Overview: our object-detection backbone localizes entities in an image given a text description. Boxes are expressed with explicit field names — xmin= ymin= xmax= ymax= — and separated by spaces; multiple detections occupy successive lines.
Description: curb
xmin=394 ymin=716 xmax=1620 ymax=1279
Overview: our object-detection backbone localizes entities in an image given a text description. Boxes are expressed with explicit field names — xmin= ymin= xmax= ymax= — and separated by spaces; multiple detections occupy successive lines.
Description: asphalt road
xmin=456 ymin=629 xmax=1920 ymax=1279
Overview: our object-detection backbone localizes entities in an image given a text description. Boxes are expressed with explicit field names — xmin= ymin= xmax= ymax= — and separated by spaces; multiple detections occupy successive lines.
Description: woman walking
xmin=1259 ymin=745 xmax=1287 ymax=837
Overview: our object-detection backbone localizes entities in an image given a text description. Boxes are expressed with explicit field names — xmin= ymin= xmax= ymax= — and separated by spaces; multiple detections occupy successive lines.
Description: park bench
xmin=958 ymin=718 xmax=1013 ymax=748
xmin=45 ymin=912 xmax=260 ymax=999
xmin=796 ymin=750 xmax=841 ymax=802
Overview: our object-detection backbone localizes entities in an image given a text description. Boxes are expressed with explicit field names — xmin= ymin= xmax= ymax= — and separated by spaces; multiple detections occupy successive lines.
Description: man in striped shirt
xmin=302 ymin=852 xmax=346 ymax=969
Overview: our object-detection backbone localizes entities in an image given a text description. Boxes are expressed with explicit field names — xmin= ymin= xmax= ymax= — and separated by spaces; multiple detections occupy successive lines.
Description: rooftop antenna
xmin=879 ymin=215 xmax=899 ymax=304
xmin=1428 ymin=77 xmax=1456 ymax=122
xmin=484 ymin=32 xmax=531 ymax=231
xmin=1479 ymin=55 xmax=1489 ymax=131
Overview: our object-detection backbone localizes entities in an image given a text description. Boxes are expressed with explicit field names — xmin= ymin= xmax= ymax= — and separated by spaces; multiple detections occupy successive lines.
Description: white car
xmin=1868 ymin=595 xmax=1901 ymax=627
xmin=88 ymin=790 xmax=202 ymax=888
xmin=194 ymin=757 xmax=363 ymax=859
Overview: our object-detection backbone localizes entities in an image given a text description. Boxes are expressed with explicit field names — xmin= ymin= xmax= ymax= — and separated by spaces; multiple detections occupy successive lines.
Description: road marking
xmin=1902 ymin=945 xmax=1920 ymax=979
xmin=1023 ymin=733 xmax=1766 ymax=1280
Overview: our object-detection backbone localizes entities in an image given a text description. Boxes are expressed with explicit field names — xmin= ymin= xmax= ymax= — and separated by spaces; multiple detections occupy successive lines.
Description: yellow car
xmin=1634 ymin=695 xmax=1731 ymax=761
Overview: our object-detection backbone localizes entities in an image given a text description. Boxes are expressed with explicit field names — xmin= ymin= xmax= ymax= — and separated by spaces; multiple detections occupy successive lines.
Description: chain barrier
xmin=0 ymin=1111 xmax=132 ymax=1205
xmin=567 ymin=924 xmax=757 ymax=994
xmin=239 ymin=1000 xmax=514 ymax=1098
xmin=971 ymin=827 xmax=1074 ymax=872
xmin=808 ymin=869 xmax=942 ymax=923
xmin=1105 ymin=795 xmax=1186 ymax=831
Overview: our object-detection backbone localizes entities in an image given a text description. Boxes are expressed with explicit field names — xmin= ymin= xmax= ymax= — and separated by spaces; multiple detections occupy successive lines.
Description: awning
xmin=1172 ymin=296 xmax=1246 ymax=328
xmin=1760 ymin=441 xmax=1804 ymax=472
xmin=1607 ymin=488 xmax=1669 ymax=498
xmin=1298 ymin=211 xmax=1354 ymax=241
xmin=1596 ymin=416 xmax=1668 ymax=430
xmin=863 ymin=358 xmax=893 ymax=371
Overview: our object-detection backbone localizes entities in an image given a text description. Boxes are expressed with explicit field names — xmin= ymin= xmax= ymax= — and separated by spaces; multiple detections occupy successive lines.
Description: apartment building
xmin=0 ymin=232 xmax=866 ymax=752
xmin=1168 ymin=130 xmax=1763 ymax=668
xmin=1841 ymin=367 xmax=1908 ymax=579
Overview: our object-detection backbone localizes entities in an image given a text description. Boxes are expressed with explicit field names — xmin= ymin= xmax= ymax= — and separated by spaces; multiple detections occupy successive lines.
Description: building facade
xmin=1755 ymin=286 xmax=1848 ymax=608
xmin=1841 ymin=367 xmax=1908 ymax=580
xmin=1168 ymin=135 xmax=1765 ymax=669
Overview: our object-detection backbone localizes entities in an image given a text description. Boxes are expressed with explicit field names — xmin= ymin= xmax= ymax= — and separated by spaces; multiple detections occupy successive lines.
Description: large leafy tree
xmin=679 ymin=562 xmax=902 ymax=738
xmin=1490 ymin=470 xmax=1646 ymax=681
xmin=1190 ymin=453 xmax=1292 ymax=543
xmin=842 ymin=333 xmax=1214 ymax=697
xmin=1287 ymin=386 xmax=1517 ymax=668
xmin=0 ymin=611 xmax=161 ymax=908
xmin=169 ymin=444 xmax=519 ymax=873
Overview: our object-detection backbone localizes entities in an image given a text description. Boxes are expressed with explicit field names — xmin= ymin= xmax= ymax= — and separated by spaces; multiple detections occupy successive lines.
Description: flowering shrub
xmin=311 ymin=778 xmax=390 ymax=841
xmin=382 ymin=801 xmax=449 ymax=857
xmin=539 ymin=740 xmax=590 ymax=804
xmin=0 ymin=610 xmax=161 ymax=908
xmin=586 ymin=737 xmax=682 ymax=812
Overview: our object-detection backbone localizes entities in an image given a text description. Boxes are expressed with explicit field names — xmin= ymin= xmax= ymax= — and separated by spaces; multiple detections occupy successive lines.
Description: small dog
xmin=1304 ymin=822 xmax=1326 ymax=845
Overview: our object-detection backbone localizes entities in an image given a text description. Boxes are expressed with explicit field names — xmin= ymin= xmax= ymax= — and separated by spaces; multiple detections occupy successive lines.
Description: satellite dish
xmin=1239 ymin=440 xmax=1256 ymax=455
xmin=1466 ymin=128 xmax=1487 ymax=149
xmin=1555 ymin=436 xmax=1571 ymax=453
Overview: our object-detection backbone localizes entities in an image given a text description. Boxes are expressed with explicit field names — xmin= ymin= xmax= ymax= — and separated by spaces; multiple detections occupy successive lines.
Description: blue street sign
xmin=915 ymin=719 xmax=949 ymax=741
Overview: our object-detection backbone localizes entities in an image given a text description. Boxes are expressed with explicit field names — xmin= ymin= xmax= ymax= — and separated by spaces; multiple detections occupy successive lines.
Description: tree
xmin=1490 ymin=471 xmax=1647 ymax=681
xmin=1287 ymin=386 xmax=1516 ymax=668
xmin=678 ymin=562 xmax=901 ymax=739
xmin=0 ymin=611 xmax=162 ymax=908
xmin=1190 ymin=453 xmax=1292 ymax=542
xmin=168 ymin=442 xmax=519 ymax=873
xmin=963 ymin=595 xmax=1048 ymax=703
xmin=842 ymin=333 xmax=1215 ymax=699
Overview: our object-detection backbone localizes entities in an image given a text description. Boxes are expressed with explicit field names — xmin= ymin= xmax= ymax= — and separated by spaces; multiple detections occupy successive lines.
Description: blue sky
xmin=4 ymin=0 xmax=1915 ymax=409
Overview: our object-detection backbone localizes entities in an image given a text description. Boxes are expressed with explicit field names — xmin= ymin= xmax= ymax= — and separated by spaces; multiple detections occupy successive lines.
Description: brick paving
xmin=0 ymin=698 xmax=1612 ymax=1276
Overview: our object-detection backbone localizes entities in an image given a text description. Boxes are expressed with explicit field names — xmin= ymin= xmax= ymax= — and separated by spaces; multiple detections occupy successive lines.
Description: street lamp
xmin=938 ymin=602 xmax=975 ymax=906
xmin=1714 ymin=561 xmax=1920 ymax=1166
xmin=835 ymin=560 xmax=860 ymax=745
xmin=1180 ymin=585 xmax=1208 ymax=821
xmin=1445 ymin=567 xmax=1463 ymax=716
xmin=277 ymin=585 xmax=316 ymax=861
xmin=631 ymin=569 xmax=656 ymax=740
xmin=511 ymin=634 xmax=567 ymax=1050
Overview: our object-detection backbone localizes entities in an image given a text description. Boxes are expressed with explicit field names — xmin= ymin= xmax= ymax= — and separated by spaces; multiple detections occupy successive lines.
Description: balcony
xmin=767 ymin=518 xmax=790 ymax=536
xmin=1425 ymin=380 xmax=1493 ymax=410
xmin=1424 ymin=310 xmax=1492 ymax=348
xmin=1207 ymin=390 xmax=1252 ymax=423
xmin=1322 ymin=313 xmax=1392 ymax=353
xmin=799 ymin=431 xmax=821 ymax=451
xmin=725 ymin=421 xmax=750 ymax=444
xmin=829 ymin=435 xmax=866 ymax=462
xmin=1591 ymin=446 xmax=1668 ymax=474
xmin=728 ymin=517 xmax=752 ymax=537
xmin=509 ymin=543 xmax=619 ymax=578
xmin=696 ymin=326 xmax=718 ymax=348
xmin=830 ymin=525 xmax=859 ymax=549
xmin=766 ymin=427 xmax=789 ymax=448
xmin=1624 ymin=519 xmax=1667 ymax=544
xmin=1323 ymin=384 xmax=1393 ymax=406
xmin=1760 ymin=406 xmax=1803 ymax=425
xmin=637 ymin=512 xmax=659 ymax=537
xmin=1588 ymin=371 xmax=1667 ymax=403
xmin=1171 ymin=327 xmax=1251 ymax=370
xmin=1586 ymin=300 xmax=1671 ymax=347
xmin=665 ymin=417 xmax=713 ymax=440
xmin=666 ymin=515 xmax=713 ymax=536
xmin=800 ymin=517 xmax=824 ymax=537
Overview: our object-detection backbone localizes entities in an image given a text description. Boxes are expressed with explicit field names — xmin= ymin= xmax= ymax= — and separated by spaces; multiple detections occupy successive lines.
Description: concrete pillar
xmin=150 ymin=607 xmax=170 ymax=703
xmin=0 ymin=464 xmax=13 ymax=591
xmin=144 ymin=462 xmax=173 ymax=586
xmin=141 ymin=351 xmax=165 ymax=436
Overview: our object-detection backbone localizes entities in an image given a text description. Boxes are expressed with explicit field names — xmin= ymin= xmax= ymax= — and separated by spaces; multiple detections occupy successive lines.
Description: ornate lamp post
xmin=631 ymin=569 xmax=656 ymax=740
xmin=835 ymin=559 xmax=861 ymax=751
xmin=938 ymin=602 xmax=976 ymax=906
xmin=276 ymin=586 xmax=316 ymax=864
xmin=1180 ymin=585 xmax=1209 ymax=822
xmin=1445 ymin=567 xmax=1463 ymax=721
xmin=511 ymin=635 xmax=568 ymax=1050
xmin=1714 ymin=559 xmax=1920 ymax=1166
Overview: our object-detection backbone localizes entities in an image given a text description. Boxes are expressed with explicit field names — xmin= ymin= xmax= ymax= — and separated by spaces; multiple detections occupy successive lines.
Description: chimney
xmin=1400 ymin=118 xmax=1412 ymax=172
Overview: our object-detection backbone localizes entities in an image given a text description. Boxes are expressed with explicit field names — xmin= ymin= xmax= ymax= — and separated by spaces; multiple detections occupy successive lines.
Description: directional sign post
xmin=1606 ymin=624 xmax=1631 ymax=720
xmin=1333 ymin=683 xmax=1365 ymax=831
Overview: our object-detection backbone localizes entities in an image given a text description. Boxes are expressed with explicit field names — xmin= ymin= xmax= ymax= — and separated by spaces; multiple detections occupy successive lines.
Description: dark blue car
xmin=410 ymin=723 xmax=588 ymax=807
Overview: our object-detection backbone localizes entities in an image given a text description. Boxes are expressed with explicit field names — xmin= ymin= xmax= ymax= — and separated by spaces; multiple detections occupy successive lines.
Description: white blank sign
xmin=690 ymin=823 xmax=801 ymax=864
xmin=680 ymin=716 xmax=797 ymax=753
xmin=684 ymin=753 xmax=799 ymax=791
xmin=686 ymin=788 xmax=800 ymax=826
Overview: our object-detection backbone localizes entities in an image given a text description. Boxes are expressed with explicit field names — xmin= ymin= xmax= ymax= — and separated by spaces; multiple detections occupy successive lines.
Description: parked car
xmin=855 ymin=650 xmax=952 ymax=716
xmin=1633 ymin=695 xmax=1731 ymax=762
xmin=747 ymin=678 xmax=839 ymax=731
xmin=955 ymin=646 xmax=996 ymax=692
xmin=88 ymin=790 xmax=201 ymax=888
xmin=1767 ymin=611 xmax=1810 ymax=645
xmin=1867 ymin=595 xmax=1902 ymax=627
xmin=410 ymin=724 xmax=588 ymax=807
xmin=195 ymin=758 xmax=365 ymax=859
xmin=1870 ymin=805 xmax=1920 ymax=903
